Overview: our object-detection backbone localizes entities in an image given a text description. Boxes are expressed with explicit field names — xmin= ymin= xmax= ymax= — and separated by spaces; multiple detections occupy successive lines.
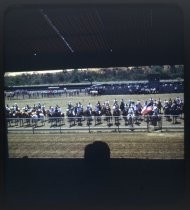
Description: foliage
xmin=4 ymin=65 xmax=184 ymax=87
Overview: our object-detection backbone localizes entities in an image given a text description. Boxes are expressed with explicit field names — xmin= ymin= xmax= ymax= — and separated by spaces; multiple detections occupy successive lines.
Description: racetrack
xmin=8 ymin=132 xmax=184 ymax=159
xmin=6 ymin=93 xmax=184 ymax=159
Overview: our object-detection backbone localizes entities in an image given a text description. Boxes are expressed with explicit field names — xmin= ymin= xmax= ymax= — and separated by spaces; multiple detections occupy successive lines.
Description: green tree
xmin=71 ymin=69 xmax=80 ymax=83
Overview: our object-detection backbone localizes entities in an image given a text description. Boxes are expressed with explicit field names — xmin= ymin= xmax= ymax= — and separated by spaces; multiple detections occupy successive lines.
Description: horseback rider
xmin=96 ymin=101 xmax=102 ymax=111
xmin=67 ymin=101 xmax=73 ymax=110
xmin=152 ymin=102 xmax=159 ymax=115
xmin=86 ymin=102 xmax=92 ymax=113
xmin=37 ymin=102 xmax=41 ymax=109
xmin=55 ymin=105 xmax=59 ymax=113
xmin=76 ymin=102 xmax=83 ymax=114
xmin=113 ymin=99 xmax=119 ymax=110
xmin=5 ymin=104 xmax=10 ymax=112
xmin=157 ymin=98 xmax=162 ymax=114
xmin=126 ymin=104 xmax=135 ymax=124
xmin=147 ymin=98 xmax=154 ymax=107
xmin=23 ymin=104 xmax=30 ymax=112
xmin=87 ymin=102 xmax=92 ymax=109
xmin=94 ymin=102 xmax=100 ymax=111
xmin=13 ymin=103 xmax=19 ymax=111
xmin=120 ymin=99 xmax=125 ymax=111
xmin=128 ymin=105 xmax=134 ymax=117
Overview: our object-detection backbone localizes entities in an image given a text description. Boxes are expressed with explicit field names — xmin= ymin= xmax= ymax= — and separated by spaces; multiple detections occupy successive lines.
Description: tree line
xmin=4 ymin=65 xmax=184 ymax=87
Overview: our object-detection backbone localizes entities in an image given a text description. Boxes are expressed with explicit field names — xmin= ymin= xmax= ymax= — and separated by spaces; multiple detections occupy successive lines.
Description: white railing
xmin=6 ymin=114 xmax=184 ymax=134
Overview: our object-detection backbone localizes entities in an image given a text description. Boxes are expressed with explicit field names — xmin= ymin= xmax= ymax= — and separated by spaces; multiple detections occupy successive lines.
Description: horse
xmin=47 ymin=109 xmax=64 ymax=127
xmin=11 ymin=110 xmax=23 ymax=127
xmin=21 ymin=111 xmax=32 ymax=126
xmin=170 ymin=103 xmax=181 ymax=124
xmin=92 ymin=110 xmax=102 ymax=125
xmin=83 ymin=109 xmax=93 ymax=126
xmin=24 ymin=110 xmax=45 ymax=127
xmin=125 ymin=106 xmax=135 ymax=127
xmin=133 ymin=105 xmax=142 ymax=125
xmin=122 ymin=106 xmax=129 ymax=125
xmin=149 ymin=113 xmax=161 ymax=128
xmin=5 ymin=108 xmax=14 ymax=127
xmin=75 ymin=107 xmax=84 ymax=125
xmin=163 ymin=103 xmax=172 ymax=121
xmin=102 ymin=107 xmax=112 ymax=126
xmin=126 ymin=114 xmax=134 ymax=127
xmin=119 ymin=101 xmax=125 ymax=112
xmin=113 ymin=108 xmax=121 ymax=126
xmin=66 ymin=108 xmax=76 ymax=127
xmin=157 ymin=100 xmax=162 ymax=114
xmin=30 ymin=112 xmax=39 ymax=127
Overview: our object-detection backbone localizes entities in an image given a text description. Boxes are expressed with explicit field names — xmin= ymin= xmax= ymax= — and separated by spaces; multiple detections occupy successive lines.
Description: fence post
xmin=117 ymin=119 xmax=120 ymax=132
xmin=160 ymin=116 xmax=163 ymax=132
xmin=88 ymin=123 xmax=91 ymax=133
xmin=32 ymin=126 xmax=35 ymax=134
xmin=147 ymin=117 xmax=149 ymax=132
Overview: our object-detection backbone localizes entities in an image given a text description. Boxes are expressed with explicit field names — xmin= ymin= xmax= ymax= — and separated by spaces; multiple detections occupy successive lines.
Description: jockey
xmin=41 ymin=104 xmax=45 ymax=109
xmin=134 ymin=102 xmax=141 ymax=114
xmin=136 ymin=100 xmax=142 ymax=110
xmin=5 ymin=104 xmax=10 ymax=112
xmin=50 ymin=106 xmax=55 ymax=113
xmin=127 ymin=105 xmax=135 ymax=119
xmin=102 ymin=102 xmax=106 ymax=109
xmin=38 ymin=102 xmax=41 ymax=109
xmin=128 ymin=105 xmax=134 ymax=115
xmin=128 ymin=99 xmax=132 ymax=106
xmin=24 ymin=104 xmax=29 ymax=111
xmin=131 ymin=101 xmax=135 ymax=109
xmin=104 ymin=101 xmax=111 ymax=112
xmin=13 ymin=103 xmax=19 ymax=111
xmin=144 ymin=100 xmax=148 ymax=107
xmin=169 ymin=98 xmax=172 ymax=105
xmin=171 ymin=100 xmax=177 ymax=110
xmin=97 ymin=101 xmax=101 ymax=106
xmin=153 ymin=103 xmax=159 ymax=115
xmin=120 ymin=99 xmax=125 ymax=111
xmin=113 ymin=99 xmax=118 ymax=105
xmin=95 ymin=104 xmax=100 ymax=113
xmin=96 ymin=101 xmax=101 ymax=110
xmin=147 ymin=98 xmax=153 ymax=107
xmin=149 ymin=97 xmax=154 ymax=103
xmin=163 ymin=100 xmax=167 ymax=106
xmin=67 ymin=102 xmax=73 ymax=110
xmin=86 ymin=102 xmax=92 ymax=111
xmin=157 ymin=98 xmax=162 ymax=113
xmin=176 ymin=97 xmax=181 ymax=105
xmin=163 ymin=100 xmax=170 ymax=111
xmin=55 ymin=106 xmax=58 ymax=113
xmin=104 ymin=101 xmax=110 ymax=110
xmin=76 ymin=102 xmax=82 ymax=113
xmin=113 ymin=101 xmax=119 ymax=110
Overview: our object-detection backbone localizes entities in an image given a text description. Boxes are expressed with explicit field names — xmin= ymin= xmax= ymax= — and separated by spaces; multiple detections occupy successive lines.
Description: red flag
xmin=141 ymin=106 xmax=152 ymax=115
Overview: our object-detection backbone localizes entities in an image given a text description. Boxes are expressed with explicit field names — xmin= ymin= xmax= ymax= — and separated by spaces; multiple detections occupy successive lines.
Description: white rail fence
xmin=6 ymin=115 xmax=184 ymax=134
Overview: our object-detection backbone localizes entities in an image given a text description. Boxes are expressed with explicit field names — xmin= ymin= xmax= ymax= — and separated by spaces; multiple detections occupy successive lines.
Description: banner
xmin=141 ymin=106 xmax=153 ymax=115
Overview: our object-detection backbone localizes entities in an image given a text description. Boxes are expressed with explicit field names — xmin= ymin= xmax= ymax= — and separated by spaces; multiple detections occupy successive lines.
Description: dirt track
xmin=6 ymin=93 xmax=184 ymax=159
xmin=8 ymin=132 xmax=184 ymax=159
